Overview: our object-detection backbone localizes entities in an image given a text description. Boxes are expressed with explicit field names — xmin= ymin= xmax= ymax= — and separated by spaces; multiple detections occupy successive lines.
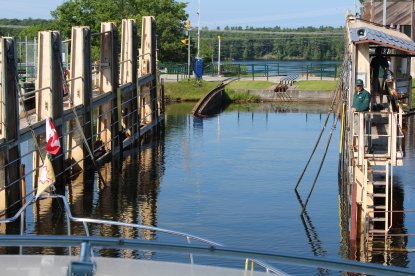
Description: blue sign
xmin=194 ymin=58 xmax=204 ymax=79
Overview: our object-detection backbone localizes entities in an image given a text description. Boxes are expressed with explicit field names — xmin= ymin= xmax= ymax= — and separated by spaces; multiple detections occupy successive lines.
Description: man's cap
xmin=356 ymin=79 xmax=364 ymax=86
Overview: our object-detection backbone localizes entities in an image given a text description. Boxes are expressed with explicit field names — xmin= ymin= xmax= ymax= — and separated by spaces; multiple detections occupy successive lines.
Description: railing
xmin=0 ymin=234 xmax=413 ymax=275
xmin=158 ymin=62 xmax=341 ymax=81
xmin=351 ymin=110 xmax=404 ymax=165
xmin=1 ymin=194 xmax=414 ymax=275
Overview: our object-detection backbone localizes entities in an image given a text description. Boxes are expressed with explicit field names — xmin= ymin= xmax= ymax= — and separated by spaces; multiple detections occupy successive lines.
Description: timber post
xmin=149 ymin=17 xmax=158 ymax=122
xmin=34 ymin=31 xmax=65 ymax=192
xmin=120 ymin=19 xmax=138 ymax=143
xmin=140 ymin=16 xmax=157 ymax=127
xmin=98 ymin=22 xmax=120 ymax=158
xmin=0 ymin=37 xmax=22 ymax=217
xmin=69 ymin=26 xmax=93 ymax=171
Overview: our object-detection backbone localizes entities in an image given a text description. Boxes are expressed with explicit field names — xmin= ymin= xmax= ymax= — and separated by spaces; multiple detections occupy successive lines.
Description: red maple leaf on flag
xmin=46 ymin=117 xmax=61 ymax=155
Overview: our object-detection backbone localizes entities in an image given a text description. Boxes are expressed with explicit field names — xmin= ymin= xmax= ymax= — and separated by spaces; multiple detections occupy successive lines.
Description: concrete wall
xmin=234 ymin=89 xmax=335 ymax=102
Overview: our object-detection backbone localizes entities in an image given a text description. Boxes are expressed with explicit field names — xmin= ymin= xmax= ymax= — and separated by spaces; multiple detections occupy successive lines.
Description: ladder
xmin=367 ymin=161 xmax=392 ymax=236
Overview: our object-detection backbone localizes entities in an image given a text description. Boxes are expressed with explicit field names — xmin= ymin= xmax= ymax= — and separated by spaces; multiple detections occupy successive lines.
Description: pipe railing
xmin=0 ymin=234 xmax=413 ymax=275
xmin=2 ymin=194 xmax=415 ymax=275
xmin=0 ymin=194 xmax=222 ymax=249
xmin=351 ymin=111 xmax=404 ymax=160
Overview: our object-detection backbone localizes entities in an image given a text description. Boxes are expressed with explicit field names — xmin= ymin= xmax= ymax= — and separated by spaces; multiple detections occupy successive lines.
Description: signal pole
xmin=185 ymin=20 xmax=191 ymax=77
xmin=187 ymin=30 xmax=191 ymax=77
xmin=217 ymin=35 xmax=221 ymax=76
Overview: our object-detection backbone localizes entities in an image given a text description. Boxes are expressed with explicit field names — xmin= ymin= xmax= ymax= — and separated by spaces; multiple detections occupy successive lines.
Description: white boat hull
xmin=0 ymin=255 xmax=274 ymax=276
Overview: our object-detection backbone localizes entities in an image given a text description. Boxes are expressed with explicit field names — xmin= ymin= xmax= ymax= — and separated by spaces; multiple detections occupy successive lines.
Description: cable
xmin=294 ymin=70 xmax=343 ymax=190
xmin=54 ymin=42 xmax=108 ymax=187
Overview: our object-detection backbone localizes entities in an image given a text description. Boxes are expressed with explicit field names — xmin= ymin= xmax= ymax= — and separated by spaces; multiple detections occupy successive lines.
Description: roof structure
xmin=348 ymin=19 xmax=415 ymax=54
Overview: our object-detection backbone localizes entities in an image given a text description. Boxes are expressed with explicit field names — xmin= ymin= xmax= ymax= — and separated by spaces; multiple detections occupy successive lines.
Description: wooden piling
xmin=34 ymin=31 xmax=64 ymax=191
xmin=140 ymin=17 xmax=157 ymax=125
xmin=69 ymin=26 xmax=93 ymax=170
xmin=120 ymin=19 xmax=138 ymax=141
xmin=0 ymin=37 xmax=22 ymax=216
xmin=98 ymin=23 xmax=120 ymax=157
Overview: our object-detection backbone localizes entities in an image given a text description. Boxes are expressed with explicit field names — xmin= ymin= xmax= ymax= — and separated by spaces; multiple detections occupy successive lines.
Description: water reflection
xmin=20 ymin=132 xmax=164 ymax=258
xmin=9 ymin=102 xmax=415 ymax=273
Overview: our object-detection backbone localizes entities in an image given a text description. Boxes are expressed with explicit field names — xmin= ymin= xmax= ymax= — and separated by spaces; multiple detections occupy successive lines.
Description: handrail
xmin=0 ymin=235 xmax=413 ymax=276
xmin=0 ymin=194 xmax=221 ymax=247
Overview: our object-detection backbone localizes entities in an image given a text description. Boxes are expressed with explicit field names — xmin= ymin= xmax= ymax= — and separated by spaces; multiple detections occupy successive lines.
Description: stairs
xmin=366 ymin=163 xmax=391 ymax=236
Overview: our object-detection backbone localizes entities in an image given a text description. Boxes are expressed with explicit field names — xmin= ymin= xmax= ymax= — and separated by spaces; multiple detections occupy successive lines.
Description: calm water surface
xmin=23 ymin=102 xmax=415 ymax=274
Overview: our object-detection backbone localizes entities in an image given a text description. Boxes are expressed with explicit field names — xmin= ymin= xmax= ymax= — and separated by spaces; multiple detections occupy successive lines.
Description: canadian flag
xmin=46 ymin=117 xmax=61 ymax=155
xmin=36 ymin=155 xmax=55 ymax=199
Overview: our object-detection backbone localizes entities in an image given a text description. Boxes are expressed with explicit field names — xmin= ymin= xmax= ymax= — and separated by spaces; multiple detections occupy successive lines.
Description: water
xmin=18 ymin=102 xmax=415 ymax=274
xmin=161 ymin=102 xmax=341 ymax=274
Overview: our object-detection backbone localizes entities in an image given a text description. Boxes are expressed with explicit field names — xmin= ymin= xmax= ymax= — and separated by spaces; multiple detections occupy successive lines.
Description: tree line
xmin=193 ymin=27 xmax=345 ymax=62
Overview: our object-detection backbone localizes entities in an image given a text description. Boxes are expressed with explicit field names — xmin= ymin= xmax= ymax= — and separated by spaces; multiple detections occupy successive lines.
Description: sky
xmin=0 ymin=0 xmax=357 ymax=28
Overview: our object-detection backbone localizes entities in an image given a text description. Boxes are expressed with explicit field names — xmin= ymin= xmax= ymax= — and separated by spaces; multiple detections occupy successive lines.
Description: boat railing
xmin=2 ymin=194 xmax=415 ymax=275
xmin=0 ymin=234 xmax=414 ymax=276
xmin=0 ymin=194 xmax=221 ymax=247
xmin=0 ymin=193 xmax=289 ymax=274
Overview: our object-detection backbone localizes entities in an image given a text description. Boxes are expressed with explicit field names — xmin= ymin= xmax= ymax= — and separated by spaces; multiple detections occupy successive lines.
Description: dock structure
xmin=0 ymin=17 xmax=164 ymax=219
xmin=340 ymin=15 xmax=415 ymax=263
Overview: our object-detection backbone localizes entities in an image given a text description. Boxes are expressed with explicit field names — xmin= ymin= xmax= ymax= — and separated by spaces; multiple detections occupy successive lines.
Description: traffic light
xmin=181 ymin=38 xmax=189 ymax=45
xmin=185 ymin=20 xmax=191 ymax=29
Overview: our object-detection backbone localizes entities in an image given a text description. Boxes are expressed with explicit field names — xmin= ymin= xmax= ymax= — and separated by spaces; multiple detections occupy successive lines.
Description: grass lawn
xmin=227 ymin=80 xmax=274 ymax=90
xmin=164 ymin=79 xmax=221 ymax=101
xmin=295 ymin=80 xmax=337 ymax=90
xmin=163 ymin=79 xmax=338 ymax=101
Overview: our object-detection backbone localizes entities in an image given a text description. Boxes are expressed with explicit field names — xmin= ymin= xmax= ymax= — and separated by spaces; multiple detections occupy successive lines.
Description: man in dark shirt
xmin=370 ymin=47 xmax=389 ymax=105
xmin=352 ymin=79 xmax=371 ymax=151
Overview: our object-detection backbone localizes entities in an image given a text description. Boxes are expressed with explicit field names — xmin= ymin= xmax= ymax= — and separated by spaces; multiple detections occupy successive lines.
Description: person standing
xmin=352 ymin=79 xmax=371 ymax=113
xmin=370 ymin=47 xmax=389 ymax=105
xmin=352 ymin=79 xmax=371 ymax=151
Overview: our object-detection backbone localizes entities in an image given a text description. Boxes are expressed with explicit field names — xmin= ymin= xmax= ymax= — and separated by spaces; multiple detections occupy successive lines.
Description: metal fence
xmin=159 ymin=62 xmax=341 ymax=81
xmin=16 ymin=36 xmax=69 ymax=82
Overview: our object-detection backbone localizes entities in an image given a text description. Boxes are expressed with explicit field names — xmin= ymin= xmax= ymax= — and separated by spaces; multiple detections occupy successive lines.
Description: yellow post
xmin=339 ymin=102 xmax=345 ymax=154
xmin=20 ymin=164 xmax=26 ymax=206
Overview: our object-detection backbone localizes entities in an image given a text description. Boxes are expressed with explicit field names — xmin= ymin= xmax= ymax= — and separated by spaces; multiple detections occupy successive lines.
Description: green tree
xmin=47 ymin=0 xmax=188 ymax=61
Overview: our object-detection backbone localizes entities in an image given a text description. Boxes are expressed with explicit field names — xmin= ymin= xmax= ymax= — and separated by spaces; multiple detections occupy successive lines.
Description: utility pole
xmin=197 ymin=0 xmax=201 ymax=58
xmin=217 ymin=35 xmax=221 ymax=76
xmin=383 ymin=0 xmax=387 ymax=26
